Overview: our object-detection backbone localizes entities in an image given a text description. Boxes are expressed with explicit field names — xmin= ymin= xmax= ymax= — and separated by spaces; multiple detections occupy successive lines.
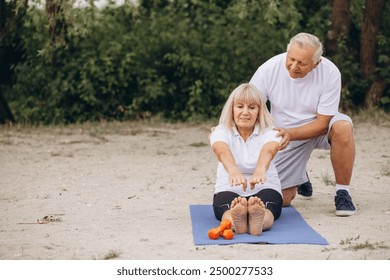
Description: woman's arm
xmin=249 ymin=141 xmax=280 ymax=189
xmin=212 ymin=141 xmax=248 ymax=191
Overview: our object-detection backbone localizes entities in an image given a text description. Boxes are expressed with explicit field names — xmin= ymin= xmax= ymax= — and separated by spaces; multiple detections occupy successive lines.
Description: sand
xmin=0 ymin=119 xmax=389 ymax=260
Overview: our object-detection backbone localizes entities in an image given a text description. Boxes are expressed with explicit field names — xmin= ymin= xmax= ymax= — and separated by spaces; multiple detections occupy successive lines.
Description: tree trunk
xmin=0 ymin=0 xmax=28 ymax=124
xmin=0 ymin=0 xmax=6 ymax=30
xmin=46 ymin=0 xmax=66 ymax=47
xmin=360 ymin=0 xmax=386 ymax=108
xmin=365 ymin=78 xmax=387 ymax=108
xmin=360 ymin=0 xmax=385 ymax=78
xmin=325 ymin=0 xmax=350 ymax=55
xmin=0 ymin=88 xmax=15 ymax=124
xmin=45 ymin=0 xmax=67 ymax=67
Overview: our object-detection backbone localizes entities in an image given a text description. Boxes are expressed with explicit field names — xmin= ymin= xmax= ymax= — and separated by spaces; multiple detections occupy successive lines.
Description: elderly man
xmin=250 ymin=32 xmax=356 ymax=216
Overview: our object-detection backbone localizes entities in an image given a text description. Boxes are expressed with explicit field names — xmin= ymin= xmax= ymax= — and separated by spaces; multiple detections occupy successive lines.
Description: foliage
xmin=1 ymin=0 xmax=389 ymax=124
xmin=377 ymin=1 xmax=390 ymax=110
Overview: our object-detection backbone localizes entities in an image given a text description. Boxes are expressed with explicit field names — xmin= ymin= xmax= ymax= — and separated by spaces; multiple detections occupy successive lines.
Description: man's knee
xmin=282 ymin=187 xmax=297 ymax=207
xmin=332 ymin=120 xmax=353 ymax=133
xmin=329 ymin=120 xmax=354 ymax=144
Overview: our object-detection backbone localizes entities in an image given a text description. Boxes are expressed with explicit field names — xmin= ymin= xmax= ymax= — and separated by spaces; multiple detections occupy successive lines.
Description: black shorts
xmin=213 ymin=189 xmax=283 ymax=221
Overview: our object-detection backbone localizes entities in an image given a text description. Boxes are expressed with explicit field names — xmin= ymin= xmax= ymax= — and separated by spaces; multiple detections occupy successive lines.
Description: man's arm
xmin=276 ymin=113 xmax=332 ymax=150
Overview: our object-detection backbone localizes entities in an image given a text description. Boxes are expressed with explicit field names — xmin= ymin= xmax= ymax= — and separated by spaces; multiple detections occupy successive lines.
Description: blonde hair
xmin=219 ymin=83 xmax=274 ymax=133
xmin=287 ymin=32 xmax=323 ymax=64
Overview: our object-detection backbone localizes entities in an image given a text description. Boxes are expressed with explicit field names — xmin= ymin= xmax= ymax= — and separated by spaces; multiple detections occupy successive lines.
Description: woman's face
xmin=233 ymin=101 xmax=259 ymax=130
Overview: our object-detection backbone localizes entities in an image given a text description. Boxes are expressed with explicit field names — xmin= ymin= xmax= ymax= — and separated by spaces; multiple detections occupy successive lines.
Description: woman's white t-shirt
xmin=210 ymin=125 xmax=282 ymax=196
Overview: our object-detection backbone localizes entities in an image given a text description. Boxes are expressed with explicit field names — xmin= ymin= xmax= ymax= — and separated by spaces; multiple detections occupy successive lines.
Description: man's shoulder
xmin=319 ymin=56 xmax=340 ymax=73
xmin=263 ymin=52 xmax=286 ymax=66
xmin=257 ymin=53 xmax=286 ymax=74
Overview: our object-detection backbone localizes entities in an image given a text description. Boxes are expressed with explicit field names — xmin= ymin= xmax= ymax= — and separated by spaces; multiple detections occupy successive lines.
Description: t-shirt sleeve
xmin=250 ymin=54 xmax=285 ymax=102
xmin=249 ymin=65 xmax=268 ymax=101
xmin=317 ymin=67 xmax=341 ymax=115
xmin=261 ymin=129 xmax=282 ymax=145
xmin=210 ymin=125 xmax=229 ymax=146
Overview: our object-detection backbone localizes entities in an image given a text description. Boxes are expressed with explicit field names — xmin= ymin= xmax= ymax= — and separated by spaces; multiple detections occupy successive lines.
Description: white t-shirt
xmin=210 ymin=125 xmax=282 ymax=196
xmin=249 ymin=53 xmax=341 ymax=129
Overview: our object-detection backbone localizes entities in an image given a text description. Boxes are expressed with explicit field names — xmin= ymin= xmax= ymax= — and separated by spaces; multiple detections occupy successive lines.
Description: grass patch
xmin=340 ymin=235 xmax=361 ymax=245
xmin=103 ymin=250 xmax=122 ymax=260
xmin=189 ymin=142 xmax=208 ymax=147
xmin=351 ymin=108 xmax=390 ymax=126
xmin=321 ymin=171 xmax=335 ymax=186
xmin=344 ymin=241 xmax=389 ymax=251
xmin=380 ymin=161 xmax=390 ymax=176
xmin=340 ymin=236 xmax=389 ymax=251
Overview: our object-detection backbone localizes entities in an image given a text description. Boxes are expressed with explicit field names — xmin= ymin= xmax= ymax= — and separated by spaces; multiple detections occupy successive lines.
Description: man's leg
xmin=274 ymin=137 xmax=318 ymax=207
xmin=328 ymin=120 xmax=356 ymax=216
xmin=282 ymin=186 xmax=298 ymax=207
xmin=329 ymin=120 xmax=355 ymax=186
xmin=297 ymin=173 xmax=313 ymax=197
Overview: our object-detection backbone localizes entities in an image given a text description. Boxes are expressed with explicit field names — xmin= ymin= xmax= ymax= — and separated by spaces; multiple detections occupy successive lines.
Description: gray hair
xmin=219 ymin=83 xmax=274 ymax=133
xmin=287 ymin=33 xmax=323 ymax=64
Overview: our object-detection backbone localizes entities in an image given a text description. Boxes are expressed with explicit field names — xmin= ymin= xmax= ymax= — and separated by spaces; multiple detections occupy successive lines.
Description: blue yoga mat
xmin=189 ymin=205 xmax=328 ymax=245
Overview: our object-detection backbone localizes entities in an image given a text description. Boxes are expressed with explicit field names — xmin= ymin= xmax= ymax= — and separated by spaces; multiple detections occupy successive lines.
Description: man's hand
xmin=208 ymin=126 xmax=216 ymax=140
xmin=274 ymin=127 xmax=291 ymax=150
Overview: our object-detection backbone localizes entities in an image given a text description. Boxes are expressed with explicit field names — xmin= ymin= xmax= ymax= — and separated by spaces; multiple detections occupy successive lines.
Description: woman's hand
xmin=229 ymin=169 xmax=247 ymax=191
xmin=212 ymin=141 xmax=247 ymax=190
xmin=274 ymin=127 xmax=291 ymax=150
xmin=249 ymin=169 xmax=267 ymax=190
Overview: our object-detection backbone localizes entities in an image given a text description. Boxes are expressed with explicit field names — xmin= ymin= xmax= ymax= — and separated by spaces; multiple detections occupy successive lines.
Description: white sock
xmin=335 ymin=184 xmax=350 ymax=195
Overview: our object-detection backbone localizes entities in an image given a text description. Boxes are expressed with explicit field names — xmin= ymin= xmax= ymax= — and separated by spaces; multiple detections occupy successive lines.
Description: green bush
xmin=2 ymin=0 xmax=389 ymax=124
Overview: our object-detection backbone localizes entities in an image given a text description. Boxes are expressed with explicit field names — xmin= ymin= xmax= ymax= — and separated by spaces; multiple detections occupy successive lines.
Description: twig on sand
xmin=18 ymin=214 xmax=64 ymax=224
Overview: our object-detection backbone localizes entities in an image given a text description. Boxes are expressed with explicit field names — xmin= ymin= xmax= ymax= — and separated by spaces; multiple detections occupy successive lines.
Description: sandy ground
xmin=0 ymin=119 xmax=389 ymax=260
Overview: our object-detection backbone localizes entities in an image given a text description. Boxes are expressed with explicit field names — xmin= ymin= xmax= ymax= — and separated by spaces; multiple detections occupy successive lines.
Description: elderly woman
xmin=210 ymin=83 xmax=282 ymax=236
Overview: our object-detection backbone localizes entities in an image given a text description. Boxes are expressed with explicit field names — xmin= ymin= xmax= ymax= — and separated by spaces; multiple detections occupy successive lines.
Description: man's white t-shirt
xmin=210 ymin=125 xmax=282 ymax=196
xmin=249 ymin=53 xmax=341 ymax=129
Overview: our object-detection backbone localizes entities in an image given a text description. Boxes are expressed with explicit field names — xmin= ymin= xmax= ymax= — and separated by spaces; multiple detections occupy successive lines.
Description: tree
xmin=46 ymin=0 xmax=68 ymax=66
xmin=0 ymin=90 xmax=15 ymax=124
xmin=360 ymin=0 xmax=387 ymax=108
xmin=0 ymin=0 xmax=28 ymax=123
xmin=325 ymin=0 xmax=350 ymax=55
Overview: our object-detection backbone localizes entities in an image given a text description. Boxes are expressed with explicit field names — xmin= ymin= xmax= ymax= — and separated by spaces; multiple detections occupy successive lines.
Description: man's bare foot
xmin=230 ymin=197 xmax=248 ymax=234
xmin=248 ymin=196 xmax=265 ymax=236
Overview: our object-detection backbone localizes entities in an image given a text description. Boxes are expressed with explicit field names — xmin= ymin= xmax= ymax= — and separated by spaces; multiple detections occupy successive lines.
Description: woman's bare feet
xmin=248 ymin=196 xmax=266 ymax=236
xmin=230 ymin=197 xmax=248 ymax=234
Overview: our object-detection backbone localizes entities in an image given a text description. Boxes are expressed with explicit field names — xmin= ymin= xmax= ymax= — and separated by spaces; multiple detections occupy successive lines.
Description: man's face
xmin=285 ymin=43 xmax=320 ymax=79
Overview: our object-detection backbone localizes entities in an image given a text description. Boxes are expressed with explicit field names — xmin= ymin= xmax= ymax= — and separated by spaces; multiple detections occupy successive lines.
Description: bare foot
xmin=230 ymin=197 xmax=248 ymax=234
xmin=248 ymin=196 xmax=265 ymax=236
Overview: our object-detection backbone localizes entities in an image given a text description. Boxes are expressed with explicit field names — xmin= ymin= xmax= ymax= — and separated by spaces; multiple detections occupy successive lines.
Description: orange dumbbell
xmin=208 ymin=220 xmax=234 ymax=240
